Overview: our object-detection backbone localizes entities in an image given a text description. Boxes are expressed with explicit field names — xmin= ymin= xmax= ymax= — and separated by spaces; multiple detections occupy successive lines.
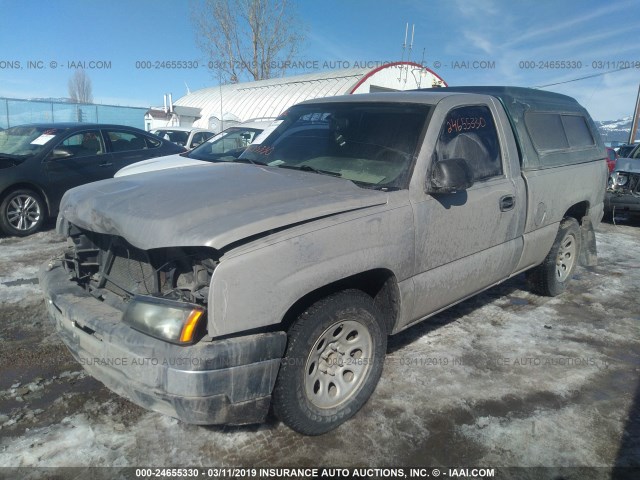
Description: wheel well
xmin=564 ymin=201 xmax=589 ymax=224
xmin=0 ymin=183 xmax=51 ymax=217
xmin=281 ymin=269 xmax=400 ymax=335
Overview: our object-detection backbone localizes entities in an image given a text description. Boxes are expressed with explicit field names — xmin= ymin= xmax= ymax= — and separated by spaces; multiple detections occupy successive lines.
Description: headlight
xmin=615 ymin=173 xmax=628 ymax=186
xmin=123 ymin=295 xmax=205 ymax=345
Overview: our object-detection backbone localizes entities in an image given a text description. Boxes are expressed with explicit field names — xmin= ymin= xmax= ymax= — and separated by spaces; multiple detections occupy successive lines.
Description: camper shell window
xmin=562 ymin=115 xmax=595 ymax=148
xmin=525 ymin=112 xmax=595 ymax=152
xmin=525 ymin=113 xmax=569 ymax=151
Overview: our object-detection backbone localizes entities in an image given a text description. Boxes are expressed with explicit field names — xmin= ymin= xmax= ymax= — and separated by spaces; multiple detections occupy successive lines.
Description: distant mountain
xmin=596 ymin=117 xmax=633 ymax=144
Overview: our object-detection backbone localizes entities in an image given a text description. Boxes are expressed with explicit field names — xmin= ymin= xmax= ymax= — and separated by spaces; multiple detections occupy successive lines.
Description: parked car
xmin=615 ymin=143 xmax=637 ymax=158
xmin=606 ymin=142 xmax=640 ymax=215
xmin=0 ymin=123 xmax=185 ymax=236
xmin=115 ymin=120 xmax=271 ymax=177
xmin=41 ymin=87 xmax=606 ymax=435
xmin=606 ymin=147 xmax=618 ymax=172
xmin=150 ymin=126 xmax=215 ymax=149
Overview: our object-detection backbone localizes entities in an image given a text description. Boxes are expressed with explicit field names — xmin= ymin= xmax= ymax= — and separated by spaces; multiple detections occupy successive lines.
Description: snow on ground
xmin=0 ymin=220 xmax=639 ymax=473
xmin=0 ymin=229 xmax=66 ymax=305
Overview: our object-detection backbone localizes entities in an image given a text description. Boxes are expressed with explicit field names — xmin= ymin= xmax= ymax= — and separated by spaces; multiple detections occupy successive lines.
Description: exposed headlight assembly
xmin=123 ymin=295 xmax=205 ymax=345
xmin=615 ymin=172 xmax=628 ymax=186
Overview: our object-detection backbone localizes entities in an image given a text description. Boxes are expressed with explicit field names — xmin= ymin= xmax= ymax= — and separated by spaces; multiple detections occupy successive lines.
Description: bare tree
xmin=68 ymin=69 xmax=93 ymax=104
xmin=190 ymin=0 xmax=304 ymax=83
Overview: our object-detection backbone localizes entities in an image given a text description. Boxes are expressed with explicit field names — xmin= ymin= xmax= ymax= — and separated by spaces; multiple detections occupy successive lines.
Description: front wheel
xmin=273 ymin=290 xmax=387 ymax=435
xmin=527 ymin=217 xmax=582 ymax=296
xmin=0 ymin=189 xmax=46 ymax=237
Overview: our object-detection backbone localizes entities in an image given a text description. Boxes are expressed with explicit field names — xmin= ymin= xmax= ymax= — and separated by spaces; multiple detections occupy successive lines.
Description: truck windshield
xmin=239 ymin=103 xmax=431 ymax=189
xmin=0 ymin=126 xmax=61 ymax=159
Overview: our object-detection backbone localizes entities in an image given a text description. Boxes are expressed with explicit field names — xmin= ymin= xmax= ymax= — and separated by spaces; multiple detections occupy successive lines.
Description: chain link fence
xmin=0 ymin=98 xmax=147 ymax=129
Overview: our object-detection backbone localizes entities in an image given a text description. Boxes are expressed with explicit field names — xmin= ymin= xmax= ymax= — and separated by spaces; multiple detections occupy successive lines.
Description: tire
xmin=0 ymin=189 xmax=46 ymax=237
xmin=273 ymin=289 xmax=387 ymax=435
xmin=527 ymin=217 xmax=581 ymax=296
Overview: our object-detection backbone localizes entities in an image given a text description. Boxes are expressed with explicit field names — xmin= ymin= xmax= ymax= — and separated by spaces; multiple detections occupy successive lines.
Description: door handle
xmin=99 ymin=162 xmax=113 ymax=167
xmin=500 ymin=195 xmax=515 ymax=212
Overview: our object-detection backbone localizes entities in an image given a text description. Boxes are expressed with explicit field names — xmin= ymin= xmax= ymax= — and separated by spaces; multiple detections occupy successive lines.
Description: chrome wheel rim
xmin=556 ymin=233 xmax=577 ymax=282
xmin=305 ymin=319 xmax=373 ymax=409
xmin=7 ymin=194 xmax=41 ymax=231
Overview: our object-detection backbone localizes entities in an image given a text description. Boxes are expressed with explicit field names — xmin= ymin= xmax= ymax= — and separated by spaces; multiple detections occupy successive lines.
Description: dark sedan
xmin=0 ymin=123 xmax=185 ymax=236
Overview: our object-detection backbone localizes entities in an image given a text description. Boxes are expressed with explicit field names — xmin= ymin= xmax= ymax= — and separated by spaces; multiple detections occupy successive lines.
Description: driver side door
xmin=406 ymin=100 xmax=526 ymax=326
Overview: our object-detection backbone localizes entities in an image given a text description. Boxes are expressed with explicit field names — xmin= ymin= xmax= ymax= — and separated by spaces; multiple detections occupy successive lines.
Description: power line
xmin=533 ymin=67 xmax=631 ymax=88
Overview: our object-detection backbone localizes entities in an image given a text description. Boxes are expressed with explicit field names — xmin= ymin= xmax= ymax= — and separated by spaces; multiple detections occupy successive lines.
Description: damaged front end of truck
xmin=60 ymin=223 xmax=216 ymax=344
xmin=606 ymin=157 xmax=640 ymax=216
xmin=39 ymin=157 xmax=388 ymax=426
xmin=41 ymin=218 xmax=288 ymax=425
xmin=37 ymin=164 xmax=320 ymax=424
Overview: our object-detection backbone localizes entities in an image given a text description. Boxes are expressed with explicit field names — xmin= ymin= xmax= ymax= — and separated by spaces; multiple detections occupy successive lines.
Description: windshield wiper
xmin=0 ymin=153 xmax=24 ymax=160
xmin=231 ymin=157 xmax=269 ymax=166
xmin=277 ymin=164 xmax=342 ymax=177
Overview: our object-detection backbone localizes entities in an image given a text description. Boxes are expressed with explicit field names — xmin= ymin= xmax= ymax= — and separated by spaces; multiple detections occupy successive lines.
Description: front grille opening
xmin=103 ymin=242 xmax=157 ymax=297
xmin=62 ymin=226 xmax=218 ymax=308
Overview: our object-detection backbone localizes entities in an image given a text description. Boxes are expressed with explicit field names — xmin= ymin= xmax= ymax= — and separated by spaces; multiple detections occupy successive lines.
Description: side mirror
xmin=50 ymin=148 xmax=73 ymax=160
xmin=428 ymin=158 xmax=474 ymax=193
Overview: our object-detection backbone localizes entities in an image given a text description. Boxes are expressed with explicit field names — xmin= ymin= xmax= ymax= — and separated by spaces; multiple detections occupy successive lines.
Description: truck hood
xmin=59 ymin=162 xmax=388 ymax=250
xmin=614 ymin=157 xmax=640 ymax=174
xmin=114 ymin=154 xmax=208 ymax=177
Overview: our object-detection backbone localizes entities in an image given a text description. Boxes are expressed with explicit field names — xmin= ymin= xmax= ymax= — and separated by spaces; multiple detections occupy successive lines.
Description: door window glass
xmin=58 ymin=130 xmax=104 ymax=157
xmin=191 ymin=131 xmax=213 ymax=147
xmin=105 ymin=130 xmax=156 ymax=152
xmin=435 ymin=105 xmax=503 ymax=182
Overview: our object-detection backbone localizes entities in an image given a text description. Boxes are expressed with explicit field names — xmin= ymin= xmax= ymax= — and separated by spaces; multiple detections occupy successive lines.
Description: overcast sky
xmin=0 ymin=0 xmax=639 ymax=120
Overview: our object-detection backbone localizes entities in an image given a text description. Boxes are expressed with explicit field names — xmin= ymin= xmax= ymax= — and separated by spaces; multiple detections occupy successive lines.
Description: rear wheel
xmin=527 ymin=217 xmax=581 ymax=296
xmin=0 ymin=189 xmax=46 ymax=237
xmin=273 ymin=290 xmax=387 ymax=435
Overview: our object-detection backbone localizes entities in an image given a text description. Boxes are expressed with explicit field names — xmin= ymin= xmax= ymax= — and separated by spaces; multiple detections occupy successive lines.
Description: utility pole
xmin=629 ymin=83 xmax=640 ymax=143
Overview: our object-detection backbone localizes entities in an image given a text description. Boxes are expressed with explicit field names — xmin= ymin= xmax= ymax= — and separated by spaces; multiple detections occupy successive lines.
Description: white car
xmin=150 ymin=127 xmax=215 ymax=149
xmin=116 ymin=120 xmax=272 ymax=177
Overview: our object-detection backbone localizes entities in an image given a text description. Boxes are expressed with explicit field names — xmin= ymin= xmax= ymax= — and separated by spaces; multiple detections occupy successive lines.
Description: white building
xmin=144 ymin=104 xmax=203 ymax=131
xmin=172 ymin=62 xmax=446 ymax=132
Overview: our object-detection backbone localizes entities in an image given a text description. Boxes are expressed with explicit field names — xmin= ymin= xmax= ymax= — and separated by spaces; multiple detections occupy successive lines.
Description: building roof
xmin=145 ymin=109 xmax=171 ymax=119
xmin=174 ymin=62 xmax=446 ymax=129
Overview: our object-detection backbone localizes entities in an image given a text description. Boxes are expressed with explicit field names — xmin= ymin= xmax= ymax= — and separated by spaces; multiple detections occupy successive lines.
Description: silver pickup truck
xmin=40 ymin=87 xmax=607 ymax=435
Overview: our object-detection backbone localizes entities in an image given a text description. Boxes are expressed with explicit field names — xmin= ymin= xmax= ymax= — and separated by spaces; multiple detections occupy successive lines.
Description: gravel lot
xmin=0 ymin=218 xmax=638 ymax=478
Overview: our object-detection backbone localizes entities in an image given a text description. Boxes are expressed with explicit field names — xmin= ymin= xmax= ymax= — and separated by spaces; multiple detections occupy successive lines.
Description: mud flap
xmin=579 ymin=216 xmax=598 ymax=266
